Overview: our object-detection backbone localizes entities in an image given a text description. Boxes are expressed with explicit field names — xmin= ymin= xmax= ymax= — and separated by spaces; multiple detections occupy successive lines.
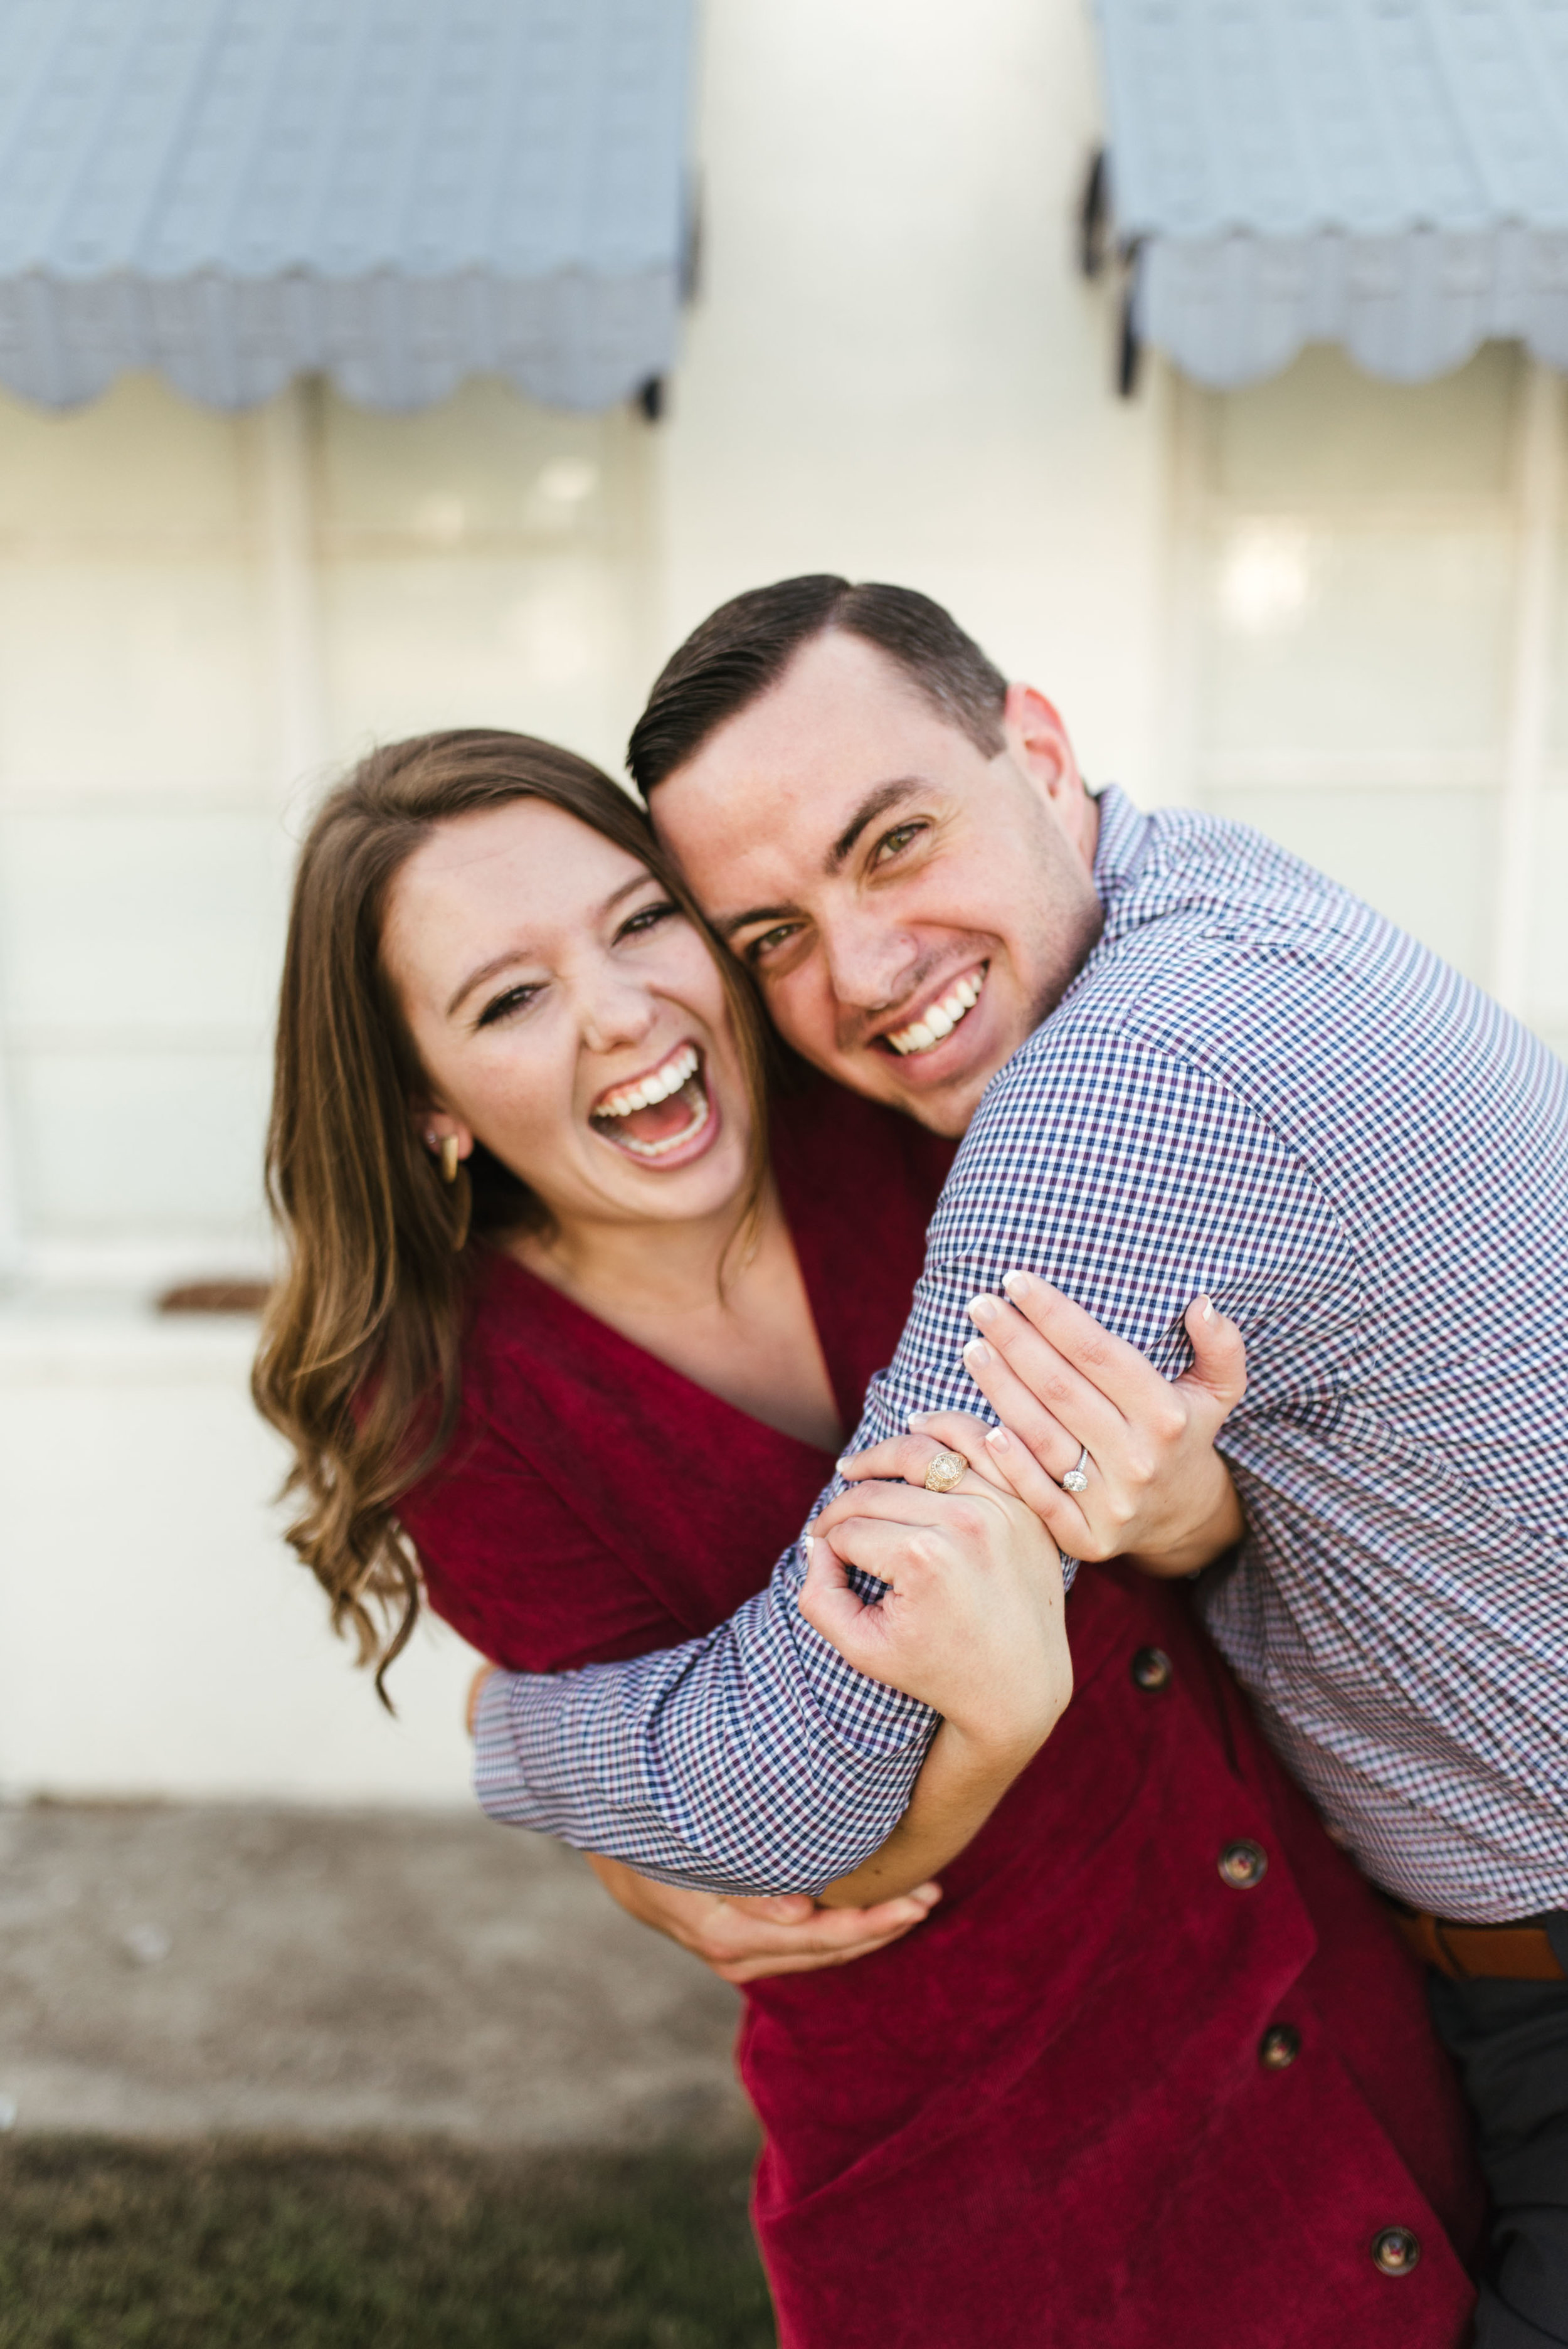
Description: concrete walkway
xmin=0 ymin=1803 xmax=753 ymax=2146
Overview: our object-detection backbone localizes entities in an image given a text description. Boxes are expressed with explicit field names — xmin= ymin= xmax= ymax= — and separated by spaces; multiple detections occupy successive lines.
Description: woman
xmin=255 ymin=729 xmax=1480 ymax=2348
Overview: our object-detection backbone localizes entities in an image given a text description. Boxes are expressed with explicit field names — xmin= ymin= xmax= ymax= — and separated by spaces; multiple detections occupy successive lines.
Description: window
xmin=0 ymin=374 xmax=655 ymax=1291
xmin=1171 ymin=344 xmax=1566 ymax=1062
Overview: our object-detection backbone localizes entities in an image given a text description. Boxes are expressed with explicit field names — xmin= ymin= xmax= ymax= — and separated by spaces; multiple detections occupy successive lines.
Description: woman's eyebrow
xmin=445 ymin=874 xmax=656 ymax=1015
xmin=446 ymin=949 xmax=528 ymax=1019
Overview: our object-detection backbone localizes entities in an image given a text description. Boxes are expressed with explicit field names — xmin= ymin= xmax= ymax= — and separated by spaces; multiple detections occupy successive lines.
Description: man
xmin=475 ymin=577 xmax=1568 ymax=2346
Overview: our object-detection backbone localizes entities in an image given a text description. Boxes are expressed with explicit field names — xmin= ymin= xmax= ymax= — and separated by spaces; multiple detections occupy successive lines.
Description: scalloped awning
xmin=0 ymin=0 xmax=694 ymax=413
xmin=1093 ymin=0 xmax=1568 ymax=388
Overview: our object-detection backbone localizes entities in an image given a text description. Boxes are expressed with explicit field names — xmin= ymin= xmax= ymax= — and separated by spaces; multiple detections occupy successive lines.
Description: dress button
xmin=1259 ymin=2023 xmax=1300 ymax=2070
xmin=1217 ymin=1839 xmax=1268 ymax=1889
xmin=1130 ymin=1646 xmax=1172 ymax=1691
xmin=1371 ymin=2228 xmax=1421 ymax=2276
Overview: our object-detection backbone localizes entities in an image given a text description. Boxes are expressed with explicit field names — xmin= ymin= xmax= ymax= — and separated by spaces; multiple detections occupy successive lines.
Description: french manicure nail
xmin=907 ymin=1411 xmax=930 ymax=1429
xmin=967 ymin=1294 xmax=997 ymax=1325
xmin=963 ymin=1338 xmax=993 ymax=1369
xmin=1003 ymin=1269 xmax=1032 ymax=1300
xmin=1200 ymin=1295 xmax=1215 ymax=1323
xmin=985 ymin=1426 xmax=1012 ymax=1450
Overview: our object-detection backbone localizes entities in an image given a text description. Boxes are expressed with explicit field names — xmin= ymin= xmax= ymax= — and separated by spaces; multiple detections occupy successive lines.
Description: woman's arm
xmin=800 ymin=1460 xmax=1072 ymax=1904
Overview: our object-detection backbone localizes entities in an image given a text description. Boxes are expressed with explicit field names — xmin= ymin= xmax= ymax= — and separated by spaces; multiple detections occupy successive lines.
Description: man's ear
xmin=1002 ymin=684 xmax=1081 ymax=799
xmin=1001 ymin=684 xmax=1095 ymax=866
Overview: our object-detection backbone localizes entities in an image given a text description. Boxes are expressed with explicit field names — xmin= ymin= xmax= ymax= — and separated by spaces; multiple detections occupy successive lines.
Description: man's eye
xmin=475 ymin=983 xmax=540 ymax=1029
xmin=872 ymin=822 xmax=927 ymax=865
xmin=747 ymin=923 xmax=800 ymax=965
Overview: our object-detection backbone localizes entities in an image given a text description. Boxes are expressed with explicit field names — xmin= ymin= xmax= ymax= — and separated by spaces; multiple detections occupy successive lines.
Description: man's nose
xmin=821 ymin=909 xmax=921 ymax=1015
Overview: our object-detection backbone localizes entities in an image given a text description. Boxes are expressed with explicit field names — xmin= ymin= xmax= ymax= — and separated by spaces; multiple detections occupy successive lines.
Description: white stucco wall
xmin=660 ymin=0 xmax=1172 ymax=796
xmin=2 ymin=0 xmax=1156 ymax=1804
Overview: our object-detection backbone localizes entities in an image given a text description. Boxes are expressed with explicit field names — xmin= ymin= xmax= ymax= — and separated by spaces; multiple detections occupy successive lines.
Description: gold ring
xmin=923 ymin=1448 xmax=968 ymax=1493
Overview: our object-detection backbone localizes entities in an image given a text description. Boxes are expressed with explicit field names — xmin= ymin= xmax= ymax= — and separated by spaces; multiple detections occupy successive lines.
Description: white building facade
xmin=1 ymin=0 xmax=1562 ymax=1803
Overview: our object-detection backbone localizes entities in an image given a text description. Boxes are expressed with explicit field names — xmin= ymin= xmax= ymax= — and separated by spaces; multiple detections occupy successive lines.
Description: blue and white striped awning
xmin=1093 ymin=0 xmax=1568 ymax=387
xmin=0 ymin=0 xmax=694 ymax=413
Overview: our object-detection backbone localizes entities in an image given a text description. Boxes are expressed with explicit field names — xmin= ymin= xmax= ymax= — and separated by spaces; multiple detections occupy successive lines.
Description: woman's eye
xmin=475 ymin=983 xmax=540 ymax=1029
xmin=872 ymin=822 xmax=926 ymax=866
xmin=617 ymin=899 xmax=679 ymax=941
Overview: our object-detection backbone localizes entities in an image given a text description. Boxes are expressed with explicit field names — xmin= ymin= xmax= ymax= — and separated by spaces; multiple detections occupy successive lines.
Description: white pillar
xmin=256 ymin=377 xmax=329 ymax=800
xmin=1491 ymin=359 xmax=1564 ymax=1016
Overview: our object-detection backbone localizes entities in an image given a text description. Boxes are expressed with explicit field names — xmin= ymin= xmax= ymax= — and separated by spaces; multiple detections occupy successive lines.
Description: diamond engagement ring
xmin=923 ymin=1448 xmax=968 ymax=1493
xmin=1062 ymin=1445 xmax=1090 ymax=1495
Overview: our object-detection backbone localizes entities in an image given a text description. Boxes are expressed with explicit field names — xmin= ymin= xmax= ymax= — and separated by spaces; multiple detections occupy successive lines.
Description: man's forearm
xmin=473 ymin=1551 xmax=938 ymax=1895
xmin=817 ymin=1715 xmax=1043 ymax=1907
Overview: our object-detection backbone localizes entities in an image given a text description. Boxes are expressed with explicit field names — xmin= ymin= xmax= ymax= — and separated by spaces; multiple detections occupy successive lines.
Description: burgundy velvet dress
xmin=397 ymin=1078 xmax=1482 ymax=2349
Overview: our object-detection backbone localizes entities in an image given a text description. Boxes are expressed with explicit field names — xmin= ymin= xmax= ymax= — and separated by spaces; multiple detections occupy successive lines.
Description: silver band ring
xmin=923 ymin=1448 xmax=968 ymax=1493
xmin=1062 ymin=1445 xmax=1089 ymax=1495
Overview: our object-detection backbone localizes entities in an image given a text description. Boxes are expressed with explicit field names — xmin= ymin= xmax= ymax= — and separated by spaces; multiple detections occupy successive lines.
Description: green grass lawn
xmin=0 ymin=2138 xmax=776 ymax=2348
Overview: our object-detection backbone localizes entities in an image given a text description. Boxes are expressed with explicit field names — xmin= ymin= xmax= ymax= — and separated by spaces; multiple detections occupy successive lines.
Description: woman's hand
xmin=801 ymin=1468 xmax=1071 ymax=1750
xmin=583 ymin=1851 xmax=941 ymax=1984
xmin=866 ymin=1278 xmax=1248 ymax=1578
xmin=798 ymin=1469 xmax=1073 ymax=1903
xmin=465 ymin=1663 xmax=497 ymax=1736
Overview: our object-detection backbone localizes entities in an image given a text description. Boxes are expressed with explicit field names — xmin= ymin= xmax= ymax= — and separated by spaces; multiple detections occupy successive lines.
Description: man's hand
xmin=859 ymin=1278 xmax=1247 ymax=1577
xmin=584 ymin=1851 xmax=941 ymax=1983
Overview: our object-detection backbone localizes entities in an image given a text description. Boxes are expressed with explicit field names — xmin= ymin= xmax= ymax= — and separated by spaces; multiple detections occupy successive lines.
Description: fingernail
xmin=985 ymin=1426 xmax=1012 ymax=1451
xmin=802 ymin=1532 xmax=814 ymax=1554
xmin=906 ymin=1411 xmax=930 ymax=1430
xmin=1003 ymin=1269 xmax=1032 ymax=1300
xmin=835 ymin=1455 xmax=854 ymax=1473
xmin=1200 ymin=1295 xmax=1215 ymax=1323
xmin=913 ymin=1882 xmax=941 ymax=1906
xmin=967 ymin=1293 xmax=997 ymax=1326
xmin=963 ymin=1339 xmax=993 ymax=1369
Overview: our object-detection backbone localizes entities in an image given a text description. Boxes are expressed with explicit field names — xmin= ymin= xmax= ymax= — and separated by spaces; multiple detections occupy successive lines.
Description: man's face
xmin=650 ymin=632 xmax=1104 ymax=1135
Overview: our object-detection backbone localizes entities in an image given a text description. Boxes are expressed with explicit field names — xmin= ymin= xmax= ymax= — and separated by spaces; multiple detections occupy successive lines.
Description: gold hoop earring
xmin=440 ymin=1134 xmax=460 ymax=1185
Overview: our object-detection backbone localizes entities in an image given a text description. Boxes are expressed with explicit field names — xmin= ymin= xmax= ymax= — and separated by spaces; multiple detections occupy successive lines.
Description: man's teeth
xmin=887 ymin=970 xmax=985 ymax=1058
xmin=595 ymin=1044 xmax=701 ymax=1121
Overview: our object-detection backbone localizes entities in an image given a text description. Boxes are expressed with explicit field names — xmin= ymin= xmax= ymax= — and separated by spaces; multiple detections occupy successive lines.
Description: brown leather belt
xmin=1386 ymin=1902 xmax=1567 ymax=1983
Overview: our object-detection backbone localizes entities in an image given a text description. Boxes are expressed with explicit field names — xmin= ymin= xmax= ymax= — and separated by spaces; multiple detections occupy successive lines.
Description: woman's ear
xmin=416 ymin=1110 xmax=474 ymax=1168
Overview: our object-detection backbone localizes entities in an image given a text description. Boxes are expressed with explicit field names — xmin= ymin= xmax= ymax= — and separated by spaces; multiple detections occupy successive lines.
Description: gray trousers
xmin=1428 ymin=1959 xmax=1568 ymax=2348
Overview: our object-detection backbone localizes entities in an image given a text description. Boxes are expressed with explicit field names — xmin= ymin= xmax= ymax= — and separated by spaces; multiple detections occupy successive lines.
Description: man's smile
xmin=881 ymin=962 xmax=988 ymax=1058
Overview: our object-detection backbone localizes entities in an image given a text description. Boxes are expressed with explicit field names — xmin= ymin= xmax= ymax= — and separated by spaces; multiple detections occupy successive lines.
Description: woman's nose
xmin=579 ymin=969 xmax=659 ymax=1057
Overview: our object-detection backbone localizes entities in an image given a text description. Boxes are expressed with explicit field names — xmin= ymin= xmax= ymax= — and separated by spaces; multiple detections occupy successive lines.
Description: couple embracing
xmin=257 ymin=576 xmax=1568 ymax=2348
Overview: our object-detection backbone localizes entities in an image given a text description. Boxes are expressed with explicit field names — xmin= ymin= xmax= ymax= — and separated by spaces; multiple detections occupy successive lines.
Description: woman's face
xmin=382 ymin=798 xmax=753 ymax=1234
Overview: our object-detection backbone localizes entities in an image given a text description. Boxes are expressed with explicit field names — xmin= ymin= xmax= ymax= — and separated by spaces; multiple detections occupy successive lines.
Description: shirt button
xmin=1371 ymin=2228 xmax=1421 ymax=2276
xmin=1218 ymin=1840 xmax=1268 ymax=1889
xmin=1130 ymin=1646 xmax=1172 ymax=1691
xmin=1259 ymin=2023 xmax=1300 ymax=2070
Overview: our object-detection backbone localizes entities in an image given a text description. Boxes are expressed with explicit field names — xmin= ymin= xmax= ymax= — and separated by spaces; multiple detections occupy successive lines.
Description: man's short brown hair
xmin=627 ymin=575 xmax=1008 ymax=796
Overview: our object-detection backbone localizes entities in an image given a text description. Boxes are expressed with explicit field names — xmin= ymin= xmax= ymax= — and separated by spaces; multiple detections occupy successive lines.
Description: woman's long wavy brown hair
xmin=253 ymin=728 xmax=771 ymax=1703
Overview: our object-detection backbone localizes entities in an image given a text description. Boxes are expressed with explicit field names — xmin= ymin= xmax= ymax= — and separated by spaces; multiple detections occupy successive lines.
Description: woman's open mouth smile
xmin=589 ymin=1041 xmax=719 ymax=1168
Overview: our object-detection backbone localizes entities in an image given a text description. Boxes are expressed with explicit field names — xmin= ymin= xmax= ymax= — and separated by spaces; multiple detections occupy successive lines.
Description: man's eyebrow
xmin=445 ymin=872 xmax=653 ymax=1015
xmin=715 ymin=780 xmax=929 ymax=942
xmin=825 ymin=778 xmax=923 ymax=872
xmin=716 ymin=901 xmax=796 ymax=943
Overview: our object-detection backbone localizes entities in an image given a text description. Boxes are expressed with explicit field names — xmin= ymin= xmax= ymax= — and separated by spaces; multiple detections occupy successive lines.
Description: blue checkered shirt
xmin=474 ymin=785 xmax=1568 ymax=1923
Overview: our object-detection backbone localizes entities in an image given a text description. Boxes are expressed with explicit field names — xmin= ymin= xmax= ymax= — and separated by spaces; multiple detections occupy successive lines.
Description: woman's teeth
xmin=887 ymin=968 xmax=986 ymax=1057
xmin=595 ymin=1044 xmax=700 ymax=1121
xmin=591 ymin=1044 xmax=712 ymax=1159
